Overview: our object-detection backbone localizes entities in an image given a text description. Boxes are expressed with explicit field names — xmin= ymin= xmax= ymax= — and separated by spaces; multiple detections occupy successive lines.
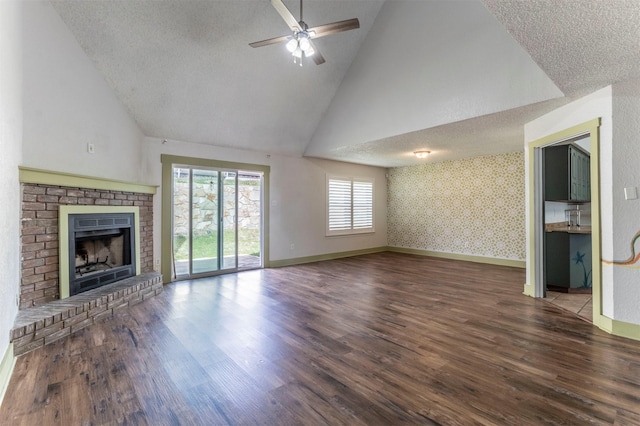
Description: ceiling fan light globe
xmin=292 ymin=47 xmax=303 ymax=59
xmin=305 ymin=45 xmax=315 ymax=57
xmin=299 ymin=36 xmax=311 ymax=51
xmin=286 ymin=39 xmax=298 ymax=53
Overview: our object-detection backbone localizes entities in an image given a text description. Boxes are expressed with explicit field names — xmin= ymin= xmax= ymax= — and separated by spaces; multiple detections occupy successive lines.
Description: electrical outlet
xmin=155 ymin=259 xmax=160 ymax=266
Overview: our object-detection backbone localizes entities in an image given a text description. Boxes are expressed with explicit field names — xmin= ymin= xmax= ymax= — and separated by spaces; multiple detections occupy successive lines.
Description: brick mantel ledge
xmin=10 ymin=272 xmax=162 ymax=356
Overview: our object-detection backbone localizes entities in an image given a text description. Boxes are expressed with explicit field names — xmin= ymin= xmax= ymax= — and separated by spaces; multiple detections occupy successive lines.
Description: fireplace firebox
xmin=68 ymin=213 xmax=136 ymax=296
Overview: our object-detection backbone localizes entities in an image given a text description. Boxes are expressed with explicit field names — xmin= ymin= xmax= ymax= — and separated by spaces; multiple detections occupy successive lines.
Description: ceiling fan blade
xmin=308 ymin=18 xmax=360 ymax=39
xmin=249 ymin=34 xmax=291 ymax=48
xmin=309 ymin=40 xmax=325 ymax=65
xmin=271 ymin=0 xmax=301 ymax=32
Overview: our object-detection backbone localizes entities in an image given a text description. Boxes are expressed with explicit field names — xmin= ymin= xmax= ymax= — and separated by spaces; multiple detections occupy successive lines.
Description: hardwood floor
xmin=2 ymin=252 xmax=640 ymax=425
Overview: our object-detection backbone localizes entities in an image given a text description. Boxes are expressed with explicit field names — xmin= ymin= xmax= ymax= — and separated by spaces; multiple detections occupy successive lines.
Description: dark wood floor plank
xmin=2 ymin=252 xmax=640 ymax=425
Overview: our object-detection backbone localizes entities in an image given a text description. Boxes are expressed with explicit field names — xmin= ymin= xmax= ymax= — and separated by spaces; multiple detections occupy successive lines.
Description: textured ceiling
xmin=51 ymin=0 xmax=384 ymax=155
xmin=484 ymin=0 xmax=640 ymax=98
xmin=305 ymin=0 xmax=565 ymax=165
xmin=51 ymin=0 xmax=640 ymax=167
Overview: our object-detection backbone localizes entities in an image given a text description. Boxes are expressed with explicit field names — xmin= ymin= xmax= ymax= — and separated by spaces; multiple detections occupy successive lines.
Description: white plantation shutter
xmin=353 ymin=180 xmax=373 ymax=229
xmin=328 ymin=179 xmax=352 ymax=231
xmin=327 ymin=177 xmax=374 ymax=235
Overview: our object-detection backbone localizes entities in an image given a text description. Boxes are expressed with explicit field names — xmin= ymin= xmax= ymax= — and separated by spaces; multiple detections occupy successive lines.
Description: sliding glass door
xmin=172 ymin=166 xmax=263 ymax=279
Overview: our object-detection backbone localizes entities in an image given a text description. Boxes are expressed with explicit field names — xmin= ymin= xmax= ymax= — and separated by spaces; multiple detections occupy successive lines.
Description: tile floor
xmin=544 ymin=290 xmax=592 ymax=322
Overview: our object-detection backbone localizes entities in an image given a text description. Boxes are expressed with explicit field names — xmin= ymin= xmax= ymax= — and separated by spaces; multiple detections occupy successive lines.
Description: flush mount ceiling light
xmin=414 ymin=151 xmax=431 ymax=159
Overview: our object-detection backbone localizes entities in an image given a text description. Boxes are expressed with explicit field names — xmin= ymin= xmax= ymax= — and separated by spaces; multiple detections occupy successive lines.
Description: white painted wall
xmin=0 ymin=0 xmax=23 ymax=394
xmin=143 ymin=138 xmax=388 ymax=267
xmin=576 ymin=136 xmax=591 ymax=153
xmin=610 ymin=79 xmax=640 ymax=324
xmin=269 ymin=155 xmax=387 ymax=260
xmin=306 ymin=0 xmax=562 ymax=157
xmin=524 ymin=86 xmax=614 ymax=317
xmin=22 ymin=1 xmax=144 ymax=183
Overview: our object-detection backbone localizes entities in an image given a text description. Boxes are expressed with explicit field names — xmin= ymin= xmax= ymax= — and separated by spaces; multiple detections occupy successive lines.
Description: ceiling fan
xmin=249 ymin=0 xmax=360 ymax=66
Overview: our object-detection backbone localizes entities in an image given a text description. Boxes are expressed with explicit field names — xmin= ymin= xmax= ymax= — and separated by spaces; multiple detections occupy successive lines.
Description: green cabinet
xmin=544 ymin=232 xmax=569 ymax=288
xmin=544 ymin=232 xmax=592 ymax=291
xmin=544 ymin=144 xmax=590 ymax=202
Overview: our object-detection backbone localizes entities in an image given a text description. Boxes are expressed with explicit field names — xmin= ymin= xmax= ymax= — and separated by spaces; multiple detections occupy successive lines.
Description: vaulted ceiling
xmin=51 ymin=0 xmax=640 ymax=167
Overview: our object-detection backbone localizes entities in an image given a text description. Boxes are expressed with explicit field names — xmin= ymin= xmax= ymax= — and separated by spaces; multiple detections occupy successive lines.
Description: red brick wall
xmin=20 ymin=183 xmax=153 ymax=309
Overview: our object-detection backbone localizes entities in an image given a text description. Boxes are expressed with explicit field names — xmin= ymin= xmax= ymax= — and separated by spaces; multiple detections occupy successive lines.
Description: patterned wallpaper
xmin=387 ymin=151 xmax=526 ymax=260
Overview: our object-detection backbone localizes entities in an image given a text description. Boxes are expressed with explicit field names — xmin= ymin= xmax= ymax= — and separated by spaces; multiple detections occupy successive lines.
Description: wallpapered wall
xmin=387 ymin=151 xmax=526 ymax=261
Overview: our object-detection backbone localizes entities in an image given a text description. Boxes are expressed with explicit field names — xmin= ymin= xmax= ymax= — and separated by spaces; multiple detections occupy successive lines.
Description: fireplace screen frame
xmin=66 ymin=212 xmax=137 ymax=296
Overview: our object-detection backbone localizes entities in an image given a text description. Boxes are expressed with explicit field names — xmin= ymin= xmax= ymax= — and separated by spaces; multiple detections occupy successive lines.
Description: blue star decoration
xmin=573 ymin=251 xmax=585 ymax=265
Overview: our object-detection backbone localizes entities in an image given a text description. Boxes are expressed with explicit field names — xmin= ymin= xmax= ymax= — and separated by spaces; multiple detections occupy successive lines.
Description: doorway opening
xmin=541 ymin=136 xmax=593 ymax=320
xmin=528 ymin=118 xmax=602 ymax=324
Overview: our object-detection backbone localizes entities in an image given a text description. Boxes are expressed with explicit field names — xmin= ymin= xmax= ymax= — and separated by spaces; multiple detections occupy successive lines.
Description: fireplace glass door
xmin=172 ymin=166 xmax=263 ymax=279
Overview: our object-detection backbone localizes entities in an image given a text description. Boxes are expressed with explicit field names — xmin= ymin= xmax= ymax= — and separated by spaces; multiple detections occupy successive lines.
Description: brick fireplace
xmin=10 ymin=168 xmax=160 ymax=355
xmin=20 ymin=170 xmax=155 ymax=309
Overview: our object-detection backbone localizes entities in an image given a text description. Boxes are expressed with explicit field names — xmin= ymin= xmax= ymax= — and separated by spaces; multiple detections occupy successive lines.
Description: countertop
xmin=545 ymin=222 xmax=592 ymax=234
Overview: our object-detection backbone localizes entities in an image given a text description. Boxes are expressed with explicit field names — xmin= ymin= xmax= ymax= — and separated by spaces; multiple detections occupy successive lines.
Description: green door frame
xmin=525 ymin=118 xmax=604 ymax=326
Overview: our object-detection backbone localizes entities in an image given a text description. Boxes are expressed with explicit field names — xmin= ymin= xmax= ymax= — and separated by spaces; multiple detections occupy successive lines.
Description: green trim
xmin=388 ymin=246 xmax=526 ymax=268
xmin=610 ymin=319 xmax=640 ymax=342
xmin=595 ymin=315 xmax=640 ymax=342
xmin=161 ymin=159 xmax=173 ymax=283
xmin=160 ymin=154 xmax=270 ymax=174
xmin=59 ymin=206 xmax=141 ymax=299
xmin=525 ymin=118 xmax=607 ymax=328
xmin=0 ymin=344 xmax=15 ymax=407
xmin=19 ymin=166 xmax=157 ymax=194
xmin=589 ymin=123 xmax=605 ymax=331
xmin=160 ymin=154 xmax=270 ymax=281
xmin=269 ymin=247 xmax=388 ymax=268
xmin=523 ymin=281 xmax=535 ymax=297
xmin=262 ymin=171 xmax=271 ymax=268
xmin=269 ymin=247 xmax=525 ymax=269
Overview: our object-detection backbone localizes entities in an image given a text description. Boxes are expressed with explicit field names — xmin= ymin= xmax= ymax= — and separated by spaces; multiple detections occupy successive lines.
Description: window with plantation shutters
xmin=327 ymin=176 xmax=374 ymax=235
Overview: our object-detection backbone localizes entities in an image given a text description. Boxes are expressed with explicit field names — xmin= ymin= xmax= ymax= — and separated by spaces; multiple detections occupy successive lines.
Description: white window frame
xmin=326 ymin=175 xmax=375 ymax=236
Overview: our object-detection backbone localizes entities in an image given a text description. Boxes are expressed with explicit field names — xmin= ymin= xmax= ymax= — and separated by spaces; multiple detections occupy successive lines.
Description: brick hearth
xmin=10 ymin=272 xmax=162 ymax=356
